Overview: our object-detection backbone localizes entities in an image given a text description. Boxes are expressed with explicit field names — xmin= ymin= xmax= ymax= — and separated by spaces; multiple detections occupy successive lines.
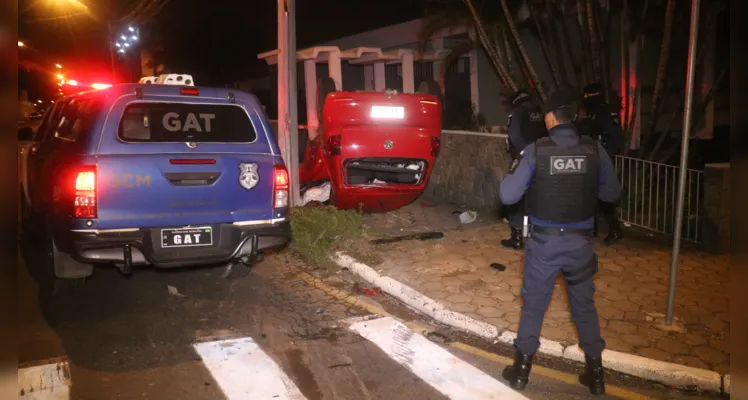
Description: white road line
xmin=18 ymin=359 xmax=71 ymax=400
xmin=193 ymin=337 xmax=307 ymax=400
xmin=349 ymin=316 xmax=529 ymax=400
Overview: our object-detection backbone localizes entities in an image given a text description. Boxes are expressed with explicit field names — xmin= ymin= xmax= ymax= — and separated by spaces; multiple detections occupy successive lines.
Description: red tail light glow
xmin=326 ymin=135 xmax=342 ymax=157
xmin=431 ymin=136 xmax=441 ymax=157
xmin=74 ymin=167 xmax=97 ymax=218
xmin=273 ymin=164 xmax=289 ymax=209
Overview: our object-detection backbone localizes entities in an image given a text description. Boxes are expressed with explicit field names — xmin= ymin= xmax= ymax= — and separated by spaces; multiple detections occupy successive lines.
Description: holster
xmin=561 ymin=254 xmax=599 ymax=286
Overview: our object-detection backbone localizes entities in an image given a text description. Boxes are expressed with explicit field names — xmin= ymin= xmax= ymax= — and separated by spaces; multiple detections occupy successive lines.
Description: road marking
xmin=349 ymin=316 xmax=529 ymax=400
xmin=449 ymin=342 xmax=655 ymax=400
xmin=193 ymin=337 xmax=307 ymax=400
xmin=18 ymin=358 xmax=71 ymax=400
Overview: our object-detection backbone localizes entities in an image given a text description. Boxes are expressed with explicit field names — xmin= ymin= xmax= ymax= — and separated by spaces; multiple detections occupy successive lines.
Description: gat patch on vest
xmin=529 ymin=112 xmax=543 ymax=122
xmin=550 ymin=156 xmax=587 ymax=175
xmin=162 ymin=112 xmax=216 ymax=132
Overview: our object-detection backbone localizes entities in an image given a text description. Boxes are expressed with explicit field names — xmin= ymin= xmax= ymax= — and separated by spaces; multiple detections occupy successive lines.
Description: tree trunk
xmin=500 ymin=0 xmax=547 ymax=100
xmin=463 ymin=0 xmax=517 ymax=91
xmin=544 ymin=0 xmax=571 ymax=88
xmin=586 ymin=0 xmax=602 ymax=82
xmin=575 ymin=0 xmax=593 ymax=83
xmin=621 ymin=0 xmax=630 ymax=138
xmin=650 ymin=0 xmax=675 ymax=130
xmin=527 ymin=0 xmax=561 ymax=91
xmin=555 ymin=1 xmax=583 ymax=86
xmin=649 ymin=66 xmax=727 ymax=162
xmin=593 ymin=0 xmax=611 ymax=102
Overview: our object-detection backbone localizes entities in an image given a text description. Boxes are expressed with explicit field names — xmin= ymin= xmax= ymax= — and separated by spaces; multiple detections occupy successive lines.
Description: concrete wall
xmin=424 ymin=130 xmax=510 ymax=215
xmin=701 ymin=163 xmax=730 ymax=254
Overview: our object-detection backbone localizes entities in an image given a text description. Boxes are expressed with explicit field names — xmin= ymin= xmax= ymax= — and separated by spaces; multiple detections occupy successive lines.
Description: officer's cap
xmin=541 ymin=89 xmax=579 ymax=114
xmin=583 ymin=82 xmax=604 ymax=97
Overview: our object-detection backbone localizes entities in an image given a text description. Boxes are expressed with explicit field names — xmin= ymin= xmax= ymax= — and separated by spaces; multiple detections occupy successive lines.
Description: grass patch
xmin=290 ymin=205 xmax=383 ymax=272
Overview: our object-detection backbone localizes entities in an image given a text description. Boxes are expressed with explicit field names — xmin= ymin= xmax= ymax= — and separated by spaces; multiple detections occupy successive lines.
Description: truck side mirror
xmin=18 ymin=127 xmax=33 ymax=141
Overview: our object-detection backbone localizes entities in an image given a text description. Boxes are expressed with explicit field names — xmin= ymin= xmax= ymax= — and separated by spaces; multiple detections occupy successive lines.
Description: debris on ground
xmin=370 ymin=231 xmax=444 ymax=245
xmin=458 ymin=211 xmax=477 ymax=224
xmin=420 ymin=201 xmax=438 ymax=207
xmin=167 ymin=285 xmax=187 ymax=297
xmin=490 ymin=263 xmax=507 ymax=272
xmin=302 ymin=181 xmax=331 ymax=205
xmin=362 ymin=287 xmax=381 ymax=296
xmin=290 ymin=206 xmax=382 ymax=271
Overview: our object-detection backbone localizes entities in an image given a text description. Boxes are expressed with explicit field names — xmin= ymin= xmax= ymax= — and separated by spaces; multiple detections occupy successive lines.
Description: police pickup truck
xmin=20 ymin=74 xmax=291 ymax=283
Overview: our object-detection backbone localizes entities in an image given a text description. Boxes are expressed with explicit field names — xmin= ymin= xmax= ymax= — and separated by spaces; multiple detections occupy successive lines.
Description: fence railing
xmin=614 ymin=155 xmax=704 ymax=243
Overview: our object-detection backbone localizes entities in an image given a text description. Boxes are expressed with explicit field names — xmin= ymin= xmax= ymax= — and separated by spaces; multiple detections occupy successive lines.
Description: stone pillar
xmin=303 ymin=60 xmax=318 ymax=139
xmin=364 ymin=64 xmax=374 ymax=91
xmin=702 ymin=163 xmax=730 ymax=253
xmin=401 ymin=51 xmax=415 ymax=94
xmin=328 ymin=51 xmax=342 ymax=91
xmin=373 ymin=62 xmax=386 ymax=91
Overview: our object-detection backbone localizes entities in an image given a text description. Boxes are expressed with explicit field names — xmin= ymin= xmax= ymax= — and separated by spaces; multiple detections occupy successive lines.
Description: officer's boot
xmin=603 ymin=218 xmax=622 ymax=245
xmin=502 ymin=351 xmax=534 ymax=390
xmin=501 ymin=228 xmax=524 ymax=250
xmin=578 ymin=355 xmax=606 ymax=395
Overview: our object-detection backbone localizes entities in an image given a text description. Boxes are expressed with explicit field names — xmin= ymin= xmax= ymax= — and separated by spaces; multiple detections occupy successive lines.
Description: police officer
xmin=501 ymin=89 xmax=548 ymax=250
xmin=580 ymin=82 xmax=624 ymax=244
xmin=499 ymin=89 xmax=622 ymax=395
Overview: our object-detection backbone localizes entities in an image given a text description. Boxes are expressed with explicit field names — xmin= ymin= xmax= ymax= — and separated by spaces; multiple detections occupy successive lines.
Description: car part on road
xmin=370 ymin=231 xmax=444 ymax=245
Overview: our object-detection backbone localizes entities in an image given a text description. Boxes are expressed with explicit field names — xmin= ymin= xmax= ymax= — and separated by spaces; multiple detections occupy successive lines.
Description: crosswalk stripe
xmin=193 ymin=337 xmax=307 ymax=400
xmin=18 ymin=358 xmax=71 ymax=400
xmin=348 ymin=316 xmax=530 ymax=400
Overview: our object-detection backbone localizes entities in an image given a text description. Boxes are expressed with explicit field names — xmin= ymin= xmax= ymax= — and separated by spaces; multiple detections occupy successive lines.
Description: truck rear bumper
xmin=68 ymin=220 xmax=291 ymax=268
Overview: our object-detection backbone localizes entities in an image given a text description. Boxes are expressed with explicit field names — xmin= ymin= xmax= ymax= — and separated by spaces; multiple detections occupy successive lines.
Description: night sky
xmin=19 ymin=0 xmax=424 ymax=94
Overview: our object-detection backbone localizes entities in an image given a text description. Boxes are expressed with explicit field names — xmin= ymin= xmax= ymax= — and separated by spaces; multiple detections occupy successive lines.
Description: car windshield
xmin=118 ymin=102 xmax=257 ymax=143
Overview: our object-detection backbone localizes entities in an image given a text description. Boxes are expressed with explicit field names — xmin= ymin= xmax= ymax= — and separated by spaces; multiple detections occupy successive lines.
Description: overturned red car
xmin=300 ymin=90 xmax=442 ymax=212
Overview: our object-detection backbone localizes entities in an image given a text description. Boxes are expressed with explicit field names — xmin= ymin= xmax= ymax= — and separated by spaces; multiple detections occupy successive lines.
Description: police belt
xmin=530 ymin=226 xmax=595 ymax=237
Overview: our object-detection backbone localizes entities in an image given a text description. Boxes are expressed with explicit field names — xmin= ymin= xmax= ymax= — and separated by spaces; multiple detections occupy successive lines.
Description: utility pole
xmin=277 ymin=0 xmax=301 ymax=206
xmin=665 ymin=0 xmax=700 ymax=325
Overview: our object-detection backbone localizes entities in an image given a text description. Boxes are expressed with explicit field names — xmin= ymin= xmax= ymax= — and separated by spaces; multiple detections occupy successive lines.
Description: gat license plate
xmin=370 ymin=106 xmax=404 ymax=119
xmin=161 ymin=227 xmax=213 ymax=248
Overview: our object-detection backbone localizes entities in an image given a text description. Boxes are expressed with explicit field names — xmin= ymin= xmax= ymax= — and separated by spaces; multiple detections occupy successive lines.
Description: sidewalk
xmin=360 ymin=202 xmax=730 ymax=376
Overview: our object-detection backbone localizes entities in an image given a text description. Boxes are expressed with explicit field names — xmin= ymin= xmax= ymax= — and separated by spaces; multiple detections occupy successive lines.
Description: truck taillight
xmin=431 ymin=136 xmax=441 ymax=157
xmin=326 ymin=135 xmax=341 ymax=157
xmin=273 ymin=164 xmax=289 ymax=209
xmin=74 ymin=168 xmax=97 ymax=218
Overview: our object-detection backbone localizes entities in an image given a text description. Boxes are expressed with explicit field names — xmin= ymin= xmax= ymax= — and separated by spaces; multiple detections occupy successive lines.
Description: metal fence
xmin=614 ymin=155 xmax=704 ymax=243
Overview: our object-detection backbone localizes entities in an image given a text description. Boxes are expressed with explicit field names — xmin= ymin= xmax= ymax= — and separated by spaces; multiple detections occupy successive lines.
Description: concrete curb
xmin=333 ymin=252 xmax=729 ymax=395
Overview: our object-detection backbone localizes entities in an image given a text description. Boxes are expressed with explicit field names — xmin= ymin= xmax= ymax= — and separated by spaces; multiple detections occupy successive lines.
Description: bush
xmin=289 ymin=205 xmax=382 ymax=272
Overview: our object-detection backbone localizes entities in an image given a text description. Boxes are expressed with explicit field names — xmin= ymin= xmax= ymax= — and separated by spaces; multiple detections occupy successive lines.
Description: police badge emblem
xmin=239 ymin=162 xmax=260 ymax=190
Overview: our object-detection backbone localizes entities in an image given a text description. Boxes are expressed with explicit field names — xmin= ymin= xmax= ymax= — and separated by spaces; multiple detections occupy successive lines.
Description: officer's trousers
xmin=597 ymin=200 xmax=621 ymax=232
xmin=504 ymin=158 xmax=525 ymax=229
xmin=515 ymin=232 xmax=606 ymax=358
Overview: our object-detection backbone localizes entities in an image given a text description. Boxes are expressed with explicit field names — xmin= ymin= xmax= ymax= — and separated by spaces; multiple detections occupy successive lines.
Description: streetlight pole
xmin=665 ymin=0 xmax=700 ymax=325
xmin=277 ymin=0 xmax=300 ymax=206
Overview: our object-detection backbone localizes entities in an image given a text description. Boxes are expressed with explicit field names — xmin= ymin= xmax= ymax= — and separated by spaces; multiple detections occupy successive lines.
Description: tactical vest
xmin=519 ymin=101 xmax=548 ymax=146
xmin=526 ymin=136 xmax=600 ymax=223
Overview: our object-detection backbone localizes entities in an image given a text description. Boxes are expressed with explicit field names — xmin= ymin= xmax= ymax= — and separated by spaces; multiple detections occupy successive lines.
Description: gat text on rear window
xmin=118 ymin=103 xmax=257 ymax=143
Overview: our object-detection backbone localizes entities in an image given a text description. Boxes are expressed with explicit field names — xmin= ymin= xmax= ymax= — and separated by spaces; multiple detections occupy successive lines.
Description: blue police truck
xmin=20 ymin=74 xmax=291 ymax=284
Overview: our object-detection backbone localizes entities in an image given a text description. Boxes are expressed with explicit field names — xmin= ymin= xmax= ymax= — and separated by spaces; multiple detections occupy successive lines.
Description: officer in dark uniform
xmin=580 ymin=82 xmax=624 ymax=245
xmin=501 ymin=89 xmax=548 ymax=250
xmin=499 ymin=89 xmax=622 ymax=395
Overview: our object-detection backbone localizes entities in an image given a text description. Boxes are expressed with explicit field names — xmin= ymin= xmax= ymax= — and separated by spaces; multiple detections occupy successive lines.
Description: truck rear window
xmin=118 ymin=103 xmax=257 ymax=143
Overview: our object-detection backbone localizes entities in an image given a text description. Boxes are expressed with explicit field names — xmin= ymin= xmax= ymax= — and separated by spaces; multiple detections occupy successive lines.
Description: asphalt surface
xmin=18 ymin=242 xmax=723 ymax=400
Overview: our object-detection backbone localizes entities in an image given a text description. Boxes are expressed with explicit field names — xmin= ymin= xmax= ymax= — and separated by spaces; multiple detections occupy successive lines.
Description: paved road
xmin=18 ymin=243 xmax=719 ymax=400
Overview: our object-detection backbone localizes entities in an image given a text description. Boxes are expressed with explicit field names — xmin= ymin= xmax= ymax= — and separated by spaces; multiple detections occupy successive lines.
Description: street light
xmin=18 ymin=41 xmax=25 ymax=47
xmin=55 ymin=64 xmax=63 ymax=69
